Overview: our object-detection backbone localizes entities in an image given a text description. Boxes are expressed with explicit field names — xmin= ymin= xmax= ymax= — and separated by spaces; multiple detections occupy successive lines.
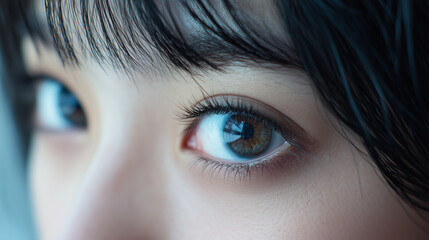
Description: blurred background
xmin=0 ymin=54 xmax=35 ymax=239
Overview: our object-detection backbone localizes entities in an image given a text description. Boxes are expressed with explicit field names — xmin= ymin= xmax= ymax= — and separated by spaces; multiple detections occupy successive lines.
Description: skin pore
xmin=23 ymin=0 xmax=429 ymax=239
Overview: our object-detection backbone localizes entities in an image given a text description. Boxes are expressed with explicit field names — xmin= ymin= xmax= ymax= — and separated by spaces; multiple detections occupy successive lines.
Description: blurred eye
xmin=35 ymin=78 xmax=87 ymax=130
xmin=186 ymin=113 xmax=289 ymax=162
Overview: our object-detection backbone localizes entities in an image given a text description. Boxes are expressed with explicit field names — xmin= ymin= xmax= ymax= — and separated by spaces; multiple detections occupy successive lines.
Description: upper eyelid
xmin=26 ymin=74 xmax=68 ymax=88
xmin=178 ymin=94 xmax=311 ymax=150
xmin=183 ymin=103 xmax=284 ymax=137
xmin=27 ymin=73 xmax=86 ymax=100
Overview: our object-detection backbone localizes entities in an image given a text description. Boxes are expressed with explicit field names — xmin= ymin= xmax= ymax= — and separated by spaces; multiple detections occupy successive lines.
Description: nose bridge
xmin=58 ymin=121 xmax=166 ymax=240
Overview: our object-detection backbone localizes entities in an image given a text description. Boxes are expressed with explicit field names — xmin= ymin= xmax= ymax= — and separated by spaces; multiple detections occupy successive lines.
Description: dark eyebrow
xmin=33 ymin=0 xmax=303 ymax=74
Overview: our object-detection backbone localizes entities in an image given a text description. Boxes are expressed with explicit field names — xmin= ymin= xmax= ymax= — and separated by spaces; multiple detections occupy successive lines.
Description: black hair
xmin=1 ymin=0 xmax=428 ymax=215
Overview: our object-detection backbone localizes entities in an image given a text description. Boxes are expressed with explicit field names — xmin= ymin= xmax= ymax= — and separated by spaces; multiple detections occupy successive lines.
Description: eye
xmin=180 ymin=95 xmax=306 ymax=173
xmin=35 ymin=78 xmax=87 ymax=130
xmin=187 ymin=113 xmax=289 ymax=162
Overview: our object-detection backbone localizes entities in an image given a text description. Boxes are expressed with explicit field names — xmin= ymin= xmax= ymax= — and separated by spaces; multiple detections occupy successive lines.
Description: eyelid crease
xmin=25 ymin=73 xmax=70 ymax=90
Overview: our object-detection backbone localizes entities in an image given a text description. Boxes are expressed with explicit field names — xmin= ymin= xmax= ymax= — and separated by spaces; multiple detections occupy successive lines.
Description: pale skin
xmin=23 ymin=1 xmax=429 ymax=239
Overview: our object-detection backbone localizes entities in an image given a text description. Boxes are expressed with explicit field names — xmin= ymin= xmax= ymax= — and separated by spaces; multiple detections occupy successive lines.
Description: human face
xmin=24 ymin=1 xmax=429 ymax=239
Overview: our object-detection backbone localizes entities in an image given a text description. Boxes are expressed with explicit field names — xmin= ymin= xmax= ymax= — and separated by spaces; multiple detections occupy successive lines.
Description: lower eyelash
xmin=189 ymin=149 xmax=303 ymax=182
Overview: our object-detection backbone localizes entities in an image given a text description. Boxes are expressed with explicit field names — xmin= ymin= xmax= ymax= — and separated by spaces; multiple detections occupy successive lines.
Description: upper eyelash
xmin=177 ymin=95 xmax=293 ymax=143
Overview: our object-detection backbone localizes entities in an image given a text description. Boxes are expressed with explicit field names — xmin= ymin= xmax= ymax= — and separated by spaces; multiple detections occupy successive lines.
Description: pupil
xmin=223 ymin=115 xmax=272 ymax=158
xmin=240 ymin=122 xmax=254 ymax=140
xmin=60 ymin=88 xmax=79 ymax=114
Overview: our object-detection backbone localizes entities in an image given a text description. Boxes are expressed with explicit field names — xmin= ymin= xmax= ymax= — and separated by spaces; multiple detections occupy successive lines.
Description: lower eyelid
xmin=188 ymin=144 xmax=306 ymax=183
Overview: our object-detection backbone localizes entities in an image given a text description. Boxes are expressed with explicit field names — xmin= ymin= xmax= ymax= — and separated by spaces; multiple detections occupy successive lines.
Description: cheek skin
xmin=30 ymin=133 xmax=89 ymax=240
xmin=30 ymin=127 xmax=429 ymax=239
xmin=29 ymin=90 xmax=429 ymax=239
xmin=168 ymin=130 xmax=428 ymax=240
